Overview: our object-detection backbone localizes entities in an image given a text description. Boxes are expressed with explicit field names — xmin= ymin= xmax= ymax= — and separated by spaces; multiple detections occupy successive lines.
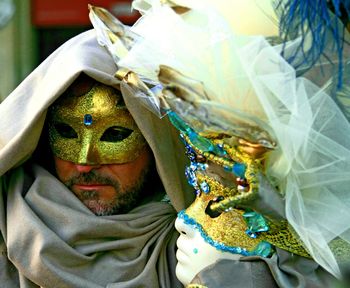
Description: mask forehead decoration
xmin=48 ymin=76 xmax=146 ymax=165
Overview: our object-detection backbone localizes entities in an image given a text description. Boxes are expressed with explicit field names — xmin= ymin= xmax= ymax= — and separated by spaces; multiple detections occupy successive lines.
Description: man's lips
xmin=73 ymin=184 xmax=111 ymax=190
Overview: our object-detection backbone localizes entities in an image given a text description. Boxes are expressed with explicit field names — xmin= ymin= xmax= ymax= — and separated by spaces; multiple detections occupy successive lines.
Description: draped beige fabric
xmin=0 ymin=30 xmax=193 ymax=287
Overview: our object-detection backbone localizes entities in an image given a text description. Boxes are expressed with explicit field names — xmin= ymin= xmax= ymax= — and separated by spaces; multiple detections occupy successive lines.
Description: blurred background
xmin=0 ymin=0 xmax=140 ymax=102
xmin=0 ymin=0 xmax=278 ymax=102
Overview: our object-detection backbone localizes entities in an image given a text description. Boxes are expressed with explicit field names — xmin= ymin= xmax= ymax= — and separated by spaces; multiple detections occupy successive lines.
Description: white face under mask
xmin=174 ymin=217 xmax=240 ymax=286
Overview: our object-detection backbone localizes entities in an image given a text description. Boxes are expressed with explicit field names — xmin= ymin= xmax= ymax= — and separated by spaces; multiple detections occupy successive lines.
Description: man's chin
xmin=69 ymin=182 xmax=143 ymax=215
xmin=83 ymin=199 xmax=116 ymax=216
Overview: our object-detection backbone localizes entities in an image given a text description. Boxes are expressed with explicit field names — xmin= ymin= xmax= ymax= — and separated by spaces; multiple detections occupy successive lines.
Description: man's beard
xmin=64 ymin=168 xmax=150 ymax=216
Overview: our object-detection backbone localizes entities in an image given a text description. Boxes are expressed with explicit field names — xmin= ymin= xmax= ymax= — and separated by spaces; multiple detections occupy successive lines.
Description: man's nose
xmin=75 ymin=164 xmax=100 ymax=173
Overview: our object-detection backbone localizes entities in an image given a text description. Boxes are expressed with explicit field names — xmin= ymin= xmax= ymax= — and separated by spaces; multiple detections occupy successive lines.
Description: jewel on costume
xmin=180 ymin=133 xmax=197 ymax=161
xmin=198 ymin=163 xmax=208 ymax=171
xmin=168 ymin=111 xmax=192 ymax=134
xmin=189 ymin=132 xmax=215 ymax=153
xmin=252 ymin=242 xmax=272 ymax=258
xmin=200 ymin=181 xmax=210 ymax=194
xmin=83 ymin=114 xmax=93 ymax=126
xmin=233 ymin=163 xmax=246 ymax=178
xmin=243 ymin=211 xmax=269 ymax=237
xmin=185 ymin=166 xmax=198 ymax=187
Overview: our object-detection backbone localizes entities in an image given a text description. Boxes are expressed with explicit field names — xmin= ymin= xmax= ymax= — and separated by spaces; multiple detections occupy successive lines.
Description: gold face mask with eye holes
xmin=48 ymin=80 xmax=147 ymax=165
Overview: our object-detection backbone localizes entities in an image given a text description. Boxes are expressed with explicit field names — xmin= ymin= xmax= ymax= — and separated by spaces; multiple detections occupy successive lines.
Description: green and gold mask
xmin=48 ymin=77 xmax=146 ymax=165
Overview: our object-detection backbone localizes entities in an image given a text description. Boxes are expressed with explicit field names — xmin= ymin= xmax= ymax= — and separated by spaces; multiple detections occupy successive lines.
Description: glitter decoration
xmin=200 ymin=181 xmax=210 ymax=194
xmin=83 ymin=114 xmax=93 ymax=126
xmin=185 ymin=166 xmax=198 ymax=187
xmin=180 ymin=133 xmax=197 ymax=161
xmin=177 ymin=210 xmax=272 ymax=257
xmin=198 ymin=163 xmax=208 ymax=171
xmin=190 ymin=162 xmax=198 ymax=171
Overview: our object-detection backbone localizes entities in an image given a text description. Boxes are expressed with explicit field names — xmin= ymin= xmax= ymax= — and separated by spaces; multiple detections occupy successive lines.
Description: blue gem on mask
xmin=83 ymin=114 xmax=93 ymax=126
xmin=232 ymin=163 xmax=246 ymax=178
xmin=243 ymin=210 xmax=269 ymax=237
xmin=185 ymin=166 xmax=197 ymax=187
xmin=252 ymin=241 xmax=272 ymax=258
xmin=198 ymin=163 xmax=208 ymax=171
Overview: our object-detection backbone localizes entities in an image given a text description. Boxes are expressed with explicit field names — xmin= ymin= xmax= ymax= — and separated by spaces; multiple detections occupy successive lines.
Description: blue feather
xmin=277 ymin=0 xmax=350 ymax=88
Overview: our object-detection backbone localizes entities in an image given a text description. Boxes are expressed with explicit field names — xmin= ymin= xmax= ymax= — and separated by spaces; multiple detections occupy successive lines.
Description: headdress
xmin=90 ymin=0 xmax=350 ymax=278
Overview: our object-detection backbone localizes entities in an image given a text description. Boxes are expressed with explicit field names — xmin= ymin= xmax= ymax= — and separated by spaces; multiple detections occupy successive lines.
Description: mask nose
xmin=77 ymin=134 xmax=101 ymax=165
xmin=175 ymin=217 xmax=195 ymax=238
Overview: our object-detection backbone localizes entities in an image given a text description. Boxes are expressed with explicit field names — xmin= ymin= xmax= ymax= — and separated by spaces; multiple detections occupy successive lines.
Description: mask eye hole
xmin=205 ymin=196 xmax=224 ymax=218
xmin=100 ymin=126 xmax=133 ymax=142
xmin=54 ymin=123 xmax=78 ymax=139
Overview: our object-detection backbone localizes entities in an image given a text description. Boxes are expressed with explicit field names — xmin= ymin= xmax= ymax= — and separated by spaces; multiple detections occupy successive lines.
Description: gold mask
xmin=48 ymin=78 xmax=146 ymax=165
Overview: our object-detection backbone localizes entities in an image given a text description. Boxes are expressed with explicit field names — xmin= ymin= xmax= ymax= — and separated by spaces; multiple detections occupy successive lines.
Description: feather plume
xmin=277 ymin=0 xmax=350 ymax=88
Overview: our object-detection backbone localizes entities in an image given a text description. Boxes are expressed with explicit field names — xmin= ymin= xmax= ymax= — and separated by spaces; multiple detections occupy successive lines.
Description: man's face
xmin=54 ymin=146 xmax=152 ymax=215
xmin=48 ymin=75 xmax=152 ymax=215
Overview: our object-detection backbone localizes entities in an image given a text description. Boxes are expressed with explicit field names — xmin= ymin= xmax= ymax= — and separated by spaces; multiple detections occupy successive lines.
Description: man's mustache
xmin=65 ymin=170 xmax=119 ymax=188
